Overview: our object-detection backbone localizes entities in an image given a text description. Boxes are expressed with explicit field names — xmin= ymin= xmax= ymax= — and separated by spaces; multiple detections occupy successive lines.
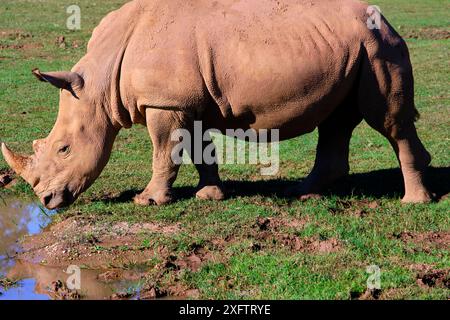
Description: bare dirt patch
xmin=14 ymin=216 xmax=211 ymax=299
xmin=49 ymin=280 xmax=82 ymax=300
xmin=166 ymin=286 xmax=200 ymax=299
xmin=130 ymin=243 xmax=218 ymax=299
xmin=0 ymin=29 xmax=32 ymax=40
xmin=395 ymin=231 xmax=450 ymax=252
xmin=253 ymin=216 xmax=342 ymax=254
xmin=133 ymin=282 xmax=200 ymax=300
xmin=352 ymin=288 xmax=382 ymax=300
xmin=0 ymin=29 xmax=44 ymax=58
xmin=0 ymin=172 xmax=14 ymax=188
xmin=328 ymin=199 xmax=379 ymax=217
xmin=416 ymin=268 xmax=450 ymax=289
xmin=278 ymin=235 xmax=342 ymax=253
xmin=17 ymin=217 xmax=182 ymax=268
xmin=154 ymin=242 xmax=218 ymax=275
xmin=400 ymin=27 xmax=450 ymax=40
xmin=111 ymin=221 xmax=181 ymax=235
xmin=0 ymin=43 xmax=43 ymax=50
xmin=255 ymin=216 xmax=308 ymax=231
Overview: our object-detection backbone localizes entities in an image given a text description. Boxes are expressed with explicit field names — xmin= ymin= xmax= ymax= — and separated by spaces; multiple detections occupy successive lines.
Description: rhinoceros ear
xmin=32 ymin=68 xmax=84 ymax=98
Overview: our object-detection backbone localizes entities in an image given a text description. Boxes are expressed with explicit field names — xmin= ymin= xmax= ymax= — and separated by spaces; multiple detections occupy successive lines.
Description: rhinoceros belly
xmin=196 ymin=0 xmax=364 ymax=139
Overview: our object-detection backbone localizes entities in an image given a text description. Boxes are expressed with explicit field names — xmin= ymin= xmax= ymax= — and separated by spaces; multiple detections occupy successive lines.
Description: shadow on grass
xmin=99 ymin=166 xmax=449 ymax=204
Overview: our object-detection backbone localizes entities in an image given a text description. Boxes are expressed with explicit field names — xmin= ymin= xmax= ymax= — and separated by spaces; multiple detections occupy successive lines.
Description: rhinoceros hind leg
xmin=358 ymin=54 xmax=433 ymax=204
xmin=370 ymin=122 xmax=433 ymax=204
xmin=289 ymin=100 xmax=363 ymax=199
xmin=189 ymin=132 xmax=225 ymax=201
xmin=396 ymin=135 xmax=433 ymax=204
xmin=196 ymin=185 xmax=225 ymax=200
xmin=368 ymin=122 xmax=433 ymax=204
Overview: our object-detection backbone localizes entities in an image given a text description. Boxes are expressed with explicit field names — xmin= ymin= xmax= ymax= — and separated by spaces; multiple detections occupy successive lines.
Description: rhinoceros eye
xmin=58 ymin=145 xmax=71 ymax=156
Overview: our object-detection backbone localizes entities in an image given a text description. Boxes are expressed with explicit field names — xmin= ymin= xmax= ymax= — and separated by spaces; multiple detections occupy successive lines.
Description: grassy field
xmin=0 ymin=0 xmax=449 ymax=299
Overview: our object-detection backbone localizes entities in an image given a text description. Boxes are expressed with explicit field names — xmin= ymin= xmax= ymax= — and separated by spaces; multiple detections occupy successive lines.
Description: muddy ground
xmin=8 ymin=209 xmax=449 ymax=299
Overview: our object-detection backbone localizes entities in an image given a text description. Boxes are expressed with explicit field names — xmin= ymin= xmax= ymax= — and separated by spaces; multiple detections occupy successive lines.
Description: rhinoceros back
xmin=77 ymin=0 xmax=402 ymax=137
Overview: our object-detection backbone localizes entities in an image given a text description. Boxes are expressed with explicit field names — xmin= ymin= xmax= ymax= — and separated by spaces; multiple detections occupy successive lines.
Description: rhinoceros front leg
xmin=134 ymin=109 xmax=190 ymax=206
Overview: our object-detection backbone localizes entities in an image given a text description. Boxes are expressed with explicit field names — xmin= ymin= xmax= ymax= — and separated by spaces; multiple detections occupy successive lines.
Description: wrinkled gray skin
xmin=2 ymin=0 xmax=433 ymax=209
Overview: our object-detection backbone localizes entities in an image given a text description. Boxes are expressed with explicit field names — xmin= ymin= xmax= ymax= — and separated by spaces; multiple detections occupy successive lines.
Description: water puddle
xmin=0 ymin=195 xmax=143 ymax=300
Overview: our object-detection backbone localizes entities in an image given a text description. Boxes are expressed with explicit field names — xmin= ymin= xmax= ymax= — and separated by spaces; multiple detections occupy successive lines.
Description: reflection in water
xmin=0 ymin=195 xmax=141 ymax=300
xmin=0 ymin=279 xmax=49 ymax=300
xmin=0 ymin=195 xmax=55 ymax=277
xmin=0 ymin=195 xmax=55 ymax=300
xmin=5 ymin=260 xmax=140 ymax=300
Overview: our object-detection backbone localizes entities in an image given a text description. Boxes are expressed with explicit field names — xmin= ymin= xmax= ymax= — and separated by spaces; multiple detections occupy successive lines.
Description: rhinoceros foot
xmin=133 ymin=189 xmax=173 ymax=206
xmin=297 ymin=193 xmax=323 ymax=201
xmin=401 ymin=190 xmax=435 ymax=204
xmin=195 ymin=185 xmax=225 ymax=201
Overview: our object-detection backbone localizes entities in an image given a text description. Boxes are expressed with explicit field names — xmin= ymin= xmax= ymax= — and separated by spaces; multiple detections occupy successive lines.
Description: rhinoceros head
xmin=2 ymin=69 xmax=119 ymax=209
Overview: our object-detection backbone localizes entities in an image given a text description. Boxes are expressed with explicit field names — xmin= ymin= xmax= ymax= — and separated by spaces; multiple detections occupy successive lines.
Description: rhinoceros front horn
xmin=1 ymin=143 xmax=31 ymax=178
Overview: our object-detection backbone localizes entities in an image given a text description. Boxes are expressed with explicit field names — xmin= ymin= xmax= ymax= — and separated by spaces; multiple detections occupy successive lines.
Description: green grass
xmin=0 ymin=0 xmax=449 ymax=299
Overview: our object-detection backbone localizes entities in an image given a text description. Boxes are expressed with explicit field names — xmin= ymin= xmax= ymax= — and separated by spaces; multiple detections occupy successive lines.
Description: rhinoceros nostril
xmin=42 ymin=194 xmax=53 ymax=207
xmin=63 ymin=187 xmax=74 ymax=203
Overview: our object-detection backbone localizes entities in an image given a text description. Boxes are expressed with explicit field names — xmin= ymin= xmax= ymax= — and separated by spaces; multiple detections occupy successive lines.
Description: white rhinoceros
xmin=2 ymin=0 xmax=433 ymax=209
